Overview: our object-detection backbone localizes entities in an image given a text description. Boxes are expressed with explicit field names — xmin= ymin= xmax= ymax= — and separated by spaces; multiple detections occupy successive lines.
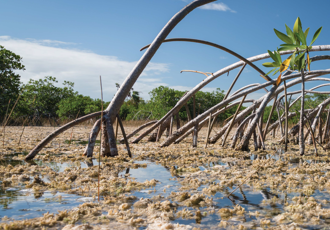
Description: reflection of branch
xmin=227 ymin=167 xmax=259 ymax=197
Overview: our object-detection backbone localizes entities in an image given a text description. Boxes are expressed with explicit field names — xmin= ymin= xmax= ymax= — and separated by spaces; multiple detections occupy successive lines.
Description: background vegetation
xmin=1 ymin=45 xmax=327 ymax=126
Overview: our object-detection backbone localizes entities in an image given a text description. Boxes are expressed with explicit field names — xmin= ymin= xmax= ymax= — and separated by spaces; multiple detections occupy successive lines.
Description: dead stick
xmin=18 ymin=116 xmax=29 ymax=146
xmin=2 ymin=99 xmax=11 ymax=149
xmin=2 ymin=94 xmax=21 ymax=148
xmin=2 ymin=94 xmax=21 ymax=130
xmin=224 ymin=114 xmax=234 ymax=123
xmin=98 ymin=75 xmax=104 ymax=202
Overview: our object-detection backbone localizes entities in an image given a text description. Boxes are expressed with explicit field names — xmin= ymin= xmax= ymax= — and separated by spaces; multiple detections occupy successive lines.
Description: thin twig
xmin=2 ymin=99 xmax=11 ymax=149
xmin=98 ymin=75 xmax=104 ymax=202
xmin=18 ymin=116 xmax=29 ymax=146
xmin=3 ymin=94 xmax=21 ymax=129
xmin=284 ymin=81 xmax=288 ymax=152
xmin=2 ymin=94 xmax=21 ymax=148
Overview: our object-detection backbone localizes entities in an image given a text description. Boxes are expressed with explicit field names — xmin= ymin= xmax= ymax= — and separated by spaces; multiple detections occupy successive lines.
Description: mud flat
xmin=0 ymin=126 xmax=330 ymax=229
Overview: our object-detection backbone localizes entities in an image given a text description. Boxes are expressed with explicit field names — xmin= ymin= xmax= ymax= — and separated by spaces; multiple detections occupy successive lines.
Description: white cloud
xmin=199 ymin=3 xmax=236 ymax=13
xmin=0 ymin=36 xmax=170 ymax=101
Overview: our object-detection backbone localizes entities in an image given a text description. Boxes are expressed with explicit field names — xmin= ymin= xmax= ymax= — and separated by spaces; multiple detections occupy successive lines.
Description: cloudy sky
xmin=1 ymin=0 xmax=330 ymax=102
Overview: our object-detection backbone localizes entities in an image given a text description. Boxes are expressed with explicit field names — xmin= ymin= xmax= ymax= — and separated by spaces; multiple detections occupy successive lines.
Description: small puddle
xmin=1 ymin=152 xmax=330 ymax=228
xmin=119 ymin=161 xmax=179 ymax=199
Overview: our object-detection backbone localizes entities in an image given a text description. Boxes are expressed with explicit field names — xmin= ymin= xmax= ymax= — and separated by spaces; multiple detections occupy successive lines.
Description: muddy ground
xmin=0 ymin=125 xmax=330 ymax=229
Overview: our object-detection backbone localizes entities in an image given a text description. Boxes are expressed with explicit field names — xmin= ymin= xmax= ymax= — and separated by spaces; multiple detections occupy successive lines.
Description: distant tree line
xmin=1 ymin=45 xmax=327 ymax=126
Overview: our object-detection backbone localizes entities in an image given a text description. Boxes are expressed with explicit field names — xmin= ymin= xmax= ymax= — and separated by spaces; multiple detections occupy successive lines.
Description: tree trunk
xmin=105 ymin=118 xmax=118 ymax=157
xmin=25 ymin=111 xmax=102 ymax=160
xmin=85 ymin=118 xmax=102 ymax=157
xmin=185 ymin=104 xmax=191 ymax=121
xmin=231 ymin=114 xmax=255 ymax=149
xmin=101 ymin=120 xmax=111 ymax=157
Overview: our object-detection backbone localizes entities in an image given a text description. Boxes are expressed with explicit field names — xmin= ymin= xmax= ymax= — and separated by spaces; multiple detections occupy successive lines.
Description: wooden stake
xmin=156 ymin=126 xmax=162 ymax=142
xmin=169 ymin=116 xmax=173 ymax=136
xmin=323 ymin=108 xmax=330 ymax=143
xmin=193 ymin=95 xmax=196 ymax=119
xmin=185 ymin=104 xmax=191 ymax=121
xmin=299 ymin=70 xmax=305 ymax=156
xmin=205 ymin=113 xmax=212 ymax=148
xmin=116 ymin=114 xmax=132 ymax=158
xmin=2 ymin=99 xmax=11 ymax=149
xmin=193 ymin=123 xmax=198 ymax=147
xmin=284 ymin=81 xmax=288 ymax=152
xmin=98 ymin=75 xmax=104 ymax=202
xmin=318 ymin=115 xmax=322 ymax=144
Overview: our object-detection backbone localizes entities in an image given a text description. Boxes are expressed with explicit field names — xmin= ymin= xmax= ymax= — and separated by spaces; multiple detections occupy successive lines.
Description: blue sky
xmin=1 ymin=0 xmax=329 ymax=102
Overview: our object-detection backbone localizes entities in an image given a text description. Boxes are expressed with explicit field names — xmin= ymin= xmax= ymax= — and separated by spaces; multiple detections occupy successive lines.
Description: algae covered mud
xmin=1 ymin=126 xmax=330 ymax=229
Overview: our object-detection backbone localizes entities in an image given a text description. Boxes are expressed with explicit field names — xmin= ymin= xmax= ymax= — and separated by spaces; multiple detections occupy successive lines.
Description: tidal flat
xmin=1 ymin=125 xmax=330 ymax=229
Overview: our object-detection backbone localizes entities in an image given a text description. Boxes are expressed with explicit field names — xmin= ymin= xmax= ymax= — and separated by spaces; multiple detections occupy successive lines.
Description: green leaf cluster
xmin=0 ymin=45 xmax=25 ymax=121
xmin=263 ymin=17 xmax=322 ymax=77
